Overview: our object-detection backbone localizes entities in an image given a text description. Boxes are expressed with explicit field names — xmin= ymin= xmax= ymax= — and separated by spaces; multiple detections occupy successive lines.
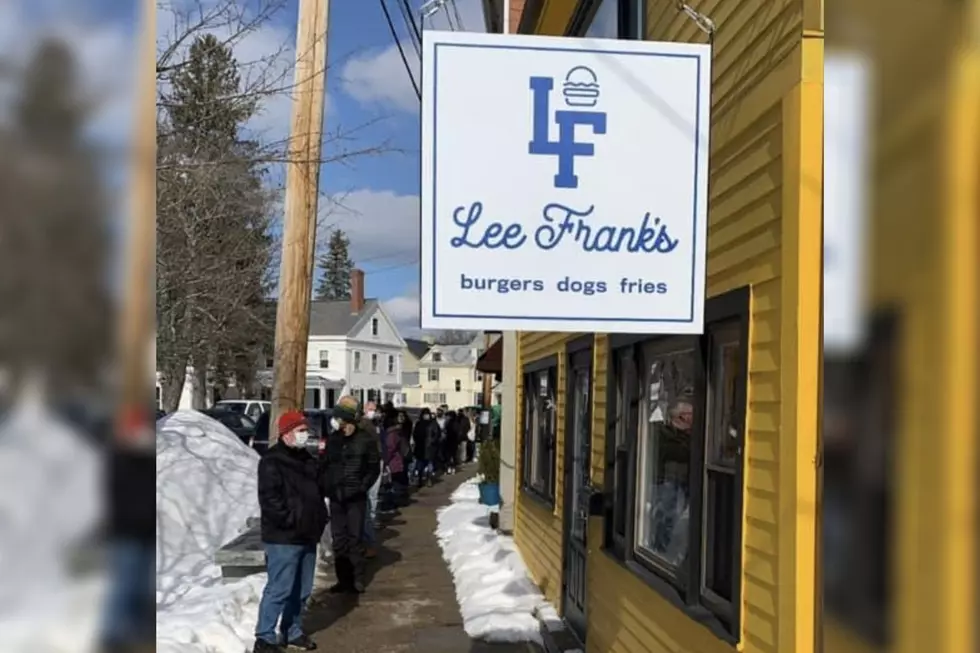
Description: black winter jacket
xmin=321 ymin=427 xmax=381 ymax=503
xmin=257 ymin=442 xmax=329 ymax=545
xmin=412 ymin=418 xmax=441 ymax=461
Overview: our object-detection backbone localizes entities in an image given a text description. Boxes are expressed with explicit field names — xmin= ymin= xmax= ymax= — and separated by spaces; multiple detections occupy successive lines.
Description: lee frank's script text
xmin=448 ymin=202 xmax=680 ymax=253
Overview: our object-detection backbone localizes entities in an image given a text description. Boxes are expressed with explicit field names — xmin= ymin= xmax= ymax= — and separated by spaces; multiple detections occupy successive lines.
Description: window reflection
xmin=585 ymin=0 xmax=619 ymax=38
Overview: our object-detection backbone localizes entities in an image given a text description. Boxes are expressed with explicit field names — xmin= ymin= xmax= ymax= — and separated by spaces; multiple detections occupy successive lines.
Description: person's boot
xmin=285 ymin=634 xmax=318 ymax=650
xmin=253 ymin=638 xmax=283 ymax=652
xmin=352 ymin=579 xmax=366 ymax=594
xmin=328 ymin=581 xmax=352 ymax=594
xmin=364 ymin=546 xmax=378 ymax=559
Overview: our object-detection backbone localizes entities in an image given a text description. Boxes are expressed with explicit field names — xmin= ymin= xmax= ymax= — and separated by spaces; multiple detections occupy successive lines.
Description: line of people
xmin=252 ymin=397 xmax=476 ymax=652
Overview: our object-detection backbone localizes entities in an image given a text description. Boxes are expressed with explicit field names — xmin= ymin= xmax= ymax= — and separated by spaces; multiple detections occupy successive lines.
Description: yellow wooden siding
xmin=514 ymin=332 xmax=571 ymax=605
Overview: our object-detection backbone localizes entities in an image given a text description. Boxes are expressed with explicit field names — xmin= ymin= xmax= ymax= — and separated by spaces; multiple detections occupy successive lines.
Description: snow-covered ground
xmin=435 ymin=477 xmax=560 ymax=644
xmin=156 ymin=410 xmax=265 ymax=653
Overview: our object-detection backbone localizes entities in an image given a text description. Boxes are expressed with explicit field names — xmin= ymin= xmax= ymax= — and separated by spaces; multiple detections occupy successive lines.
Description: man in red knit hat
xmin=253 ymin=410 xmax=327 ymax=652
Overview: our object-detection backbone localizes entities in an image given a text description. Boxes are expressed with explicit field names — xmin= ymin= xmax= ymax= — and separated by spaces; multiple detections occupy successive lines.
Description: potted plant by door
xmin=477 ymin=437 xmax=501 ymax=507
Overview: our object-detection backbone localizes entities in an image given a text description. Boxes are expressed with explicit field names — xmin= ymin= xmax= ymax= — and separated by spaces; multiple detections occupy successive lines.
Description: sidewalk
xmin=307 ymin=464 xmax=544 ymax=653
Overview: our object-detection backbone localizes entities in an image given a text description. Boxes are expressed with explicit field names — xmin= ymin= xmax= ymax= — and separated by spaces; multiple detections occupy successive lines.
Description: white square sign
xmin=420 ymin=31 xmax=711 ymax=333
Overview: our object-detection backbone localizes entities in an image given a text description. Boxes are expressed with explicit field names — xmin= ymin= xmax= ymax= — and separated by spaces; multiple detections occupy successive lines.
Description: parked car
xmin=213 ymin=399 xmax=270 ymax=421
xmin=201 ymin=409 xmax=257 ymax=447
xmin=303 ymin=409 xmax=333 ymax=457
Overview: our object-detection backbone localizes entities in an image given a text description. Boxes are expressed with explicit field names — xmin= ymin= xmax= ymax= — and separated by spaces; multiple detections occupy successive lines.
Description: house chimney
xmin=350 ymin=268 xmax=365 ymax=314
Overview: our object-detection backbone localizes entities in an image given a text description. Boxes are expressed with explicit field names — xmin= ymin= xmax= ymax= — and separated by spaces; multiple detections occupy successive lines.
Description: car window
xmin=217 ymin=414 xmax=243 ymax=428
xmin=240 ymin=415 xmax=257 ymax=429
xmin=246 ymin=403 xmax=261 ymax=420
xmin=219 ymin=402 xmax=246 ymax=414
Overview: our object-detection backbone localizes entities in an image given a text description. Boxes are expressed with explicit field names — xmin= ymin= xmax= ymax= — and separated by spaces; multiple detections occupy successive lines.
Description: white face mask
xmin=366 ymin=410 xmax=376 ymax=420
xmin=292 ymin=428 xmax=310 ymax=447
xmin=330 ymin=418 xmax=340 ymax=431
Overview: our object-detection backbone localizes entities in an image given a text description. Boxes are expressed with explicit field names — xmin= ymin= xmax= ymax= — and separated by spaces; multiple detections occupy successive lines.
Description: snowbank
xmin=156 ymin=410 xmax=264 ymax=653
xmin=435 ymin=478 xmax=559 ymax=644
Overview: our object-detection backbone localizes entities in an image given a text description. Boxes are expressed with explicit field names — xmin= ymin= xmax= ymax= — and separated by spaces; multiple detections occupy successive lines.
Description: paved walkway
xmin=307 ymin=464 xmax=544 ymax=653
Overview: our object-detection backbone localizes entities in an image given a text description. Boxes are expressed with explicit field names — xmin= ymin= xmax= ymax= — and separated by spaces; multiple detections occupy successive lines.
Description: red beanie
xmin=278 ymin=410 xmax=307 ymax=437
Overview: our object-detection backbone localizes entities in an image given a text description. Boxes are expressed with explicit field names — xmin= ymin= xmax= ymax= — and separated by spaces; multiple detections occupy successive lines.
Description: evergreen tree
xmin=315 ymin=229 xmax=354 ymax=300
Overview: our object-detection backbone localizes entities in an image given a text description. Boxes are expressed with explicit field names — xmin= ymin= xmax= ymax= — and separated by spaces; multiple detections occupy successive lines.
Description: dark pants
xmin=100 ymin=538 xmax=154 ymax=647
xmin=256 ymin=543 xmax=317 ymax=644
xmin=331 ymin=497 xmax=367 ymax=588
xmin=466 ymin=439 xmax=475 ymax=462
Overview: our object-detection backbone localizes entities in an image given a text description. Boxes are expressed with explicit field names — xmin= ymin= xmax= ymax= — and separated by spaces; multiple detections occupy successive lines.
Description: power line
xmin=448 ymin=0 xmax=465 ymax=31
xmin=396 ymin=0 xmax=422 ymax=56
xmin=379 ymin=0 xmax=421 ymax=100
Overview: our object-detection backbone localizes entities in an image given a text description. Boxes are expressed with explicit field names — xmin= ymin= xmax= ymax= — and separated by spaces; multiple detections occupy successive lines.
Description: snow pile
xmin=435 ymin=478 xmax=560 ymax=644
xmin=156 ymin=410 xmax=265 ymax=653
xmin=0 ymin=386 xmax=104 ymax=652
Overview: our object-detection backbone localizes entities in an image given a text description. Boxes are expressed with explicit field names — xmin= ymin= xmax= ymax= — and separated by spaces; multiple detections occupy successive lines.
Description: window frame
xmin=387 ymin=354 xmax=396 ymax=374
xmin=521 ymin=354 xmax=559 ymax=507
xmin=566 ymin=0 xmax=643 ymax=39
xmin=353 ymin=351 xmax=361 ymax=372
xmin=428 ymin=368 xmax=440 ymax=382
xmin=371 ymin=353 xmax=379 ymax=373
xmin=371 ymin=317 xmax=379 ymax=336
xmin=602 ymin=286 xmax=749 ymax=643
xmin=319 ymin=350 xmax=329 ymax=369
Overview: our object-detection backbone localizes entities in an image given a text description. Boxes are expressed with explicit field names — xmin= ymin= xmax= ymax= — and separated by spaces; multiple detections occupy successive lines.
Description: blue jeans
xmin=255 ymin=543 xmax=317 ymax=644
xmin=100 ymin=538 xmax=154 ymax=646
xmin=363 ymin=469 xmax=382 ymax=546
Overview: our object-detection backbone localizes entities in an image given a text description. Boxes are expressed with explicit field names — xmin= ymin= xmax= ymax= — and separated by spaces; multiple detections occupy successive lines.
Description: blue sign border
xmin=430 ymin=41 xmax=704 ymax=324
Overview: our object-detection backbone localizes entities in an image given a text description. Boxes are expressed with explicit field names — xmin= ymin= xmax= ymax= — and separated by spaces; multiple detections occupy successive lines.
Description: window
xmin=353 ymin=351 xmax=361 ymax=371
xmin=495 ymin=393 xmax=502 ymax=405
xmin=388 ymin=355 xmax=395 ymax=374
xmin=568 ymin=0 xmax=640 ymax=39
xmin=428 ymin=368 xmax=440 ymax=382
xmin=371 ymin=353 xmax=378 ymax=373
xmin=604 ymin=287 xmax=748 ymax=641
xmin=475 ymin=391 xmax=484 ymax=406
xmin=319 ymin=350 xmax=329 ymax=369
xmin=522 ymin=357 xmax=558 ymax=504
xmin=455 ymin=379 xmax=462 ymax=392
xmin=371 ymin=317 xmax=379 ymax=336
xmin=424 ymin=392 xmax=446 ymax=404
xmin=265 ymin=356 xmax=274 ymax=368
xmin=432 ymin=352 xmax=442 ymax=362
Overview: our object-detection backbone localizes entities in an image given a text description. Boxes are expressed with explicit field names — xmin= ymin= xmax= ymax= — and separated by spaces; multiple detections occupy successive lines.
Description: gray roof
xmin=426 ymin=344 xmax=478 ymax=366
xmin=309 ymin=299 xmax=379 ymax=336
xmin=404 ymin=338 xmax=432 ymax=360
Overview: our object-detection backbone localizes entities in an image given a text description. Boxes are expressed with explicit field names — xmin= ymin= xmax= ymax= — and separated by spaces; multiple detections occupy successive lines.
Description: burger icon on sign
xmin=562 ymin=65 xmax=600 ymax=108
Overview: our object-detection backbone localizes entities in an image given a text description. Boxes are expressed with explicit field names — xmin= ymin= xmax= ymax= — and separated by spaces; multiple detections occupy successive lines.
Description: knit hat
xmin=278 ymin=410 xmax=307 ymax=437
xmin=333 ymin=396 xmax=359 ymax=423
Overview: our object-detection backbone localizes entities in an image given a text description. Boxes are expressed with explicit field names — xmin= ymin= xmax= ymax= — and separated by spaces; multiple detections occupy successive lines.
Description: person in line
xmin=442 ymin=409 xmax=460 ymax=475
xmin=253 ymin=412 xmax=327 ymax=653
xmin=322 ymin=397 xmax=380 ymax=595
xmin=359 ymin=400 xmax=383 ymax=559
xmin=382 ymin=406 xmax=410 ymax=502
xmin=396 ymin=409 xmax=414 ymax=480
xmin=412 ymin=407 xmax=440 ymax=487
xmin=460 ymin=409 xmax=475 ymax=463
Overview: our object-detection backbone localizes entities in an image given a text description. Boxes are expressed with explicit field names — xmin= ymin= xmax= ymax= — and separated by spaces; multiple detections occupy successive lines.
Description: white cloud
xmin=340 ymin=0 xmax=486 ymax=114
xmin=320 ymin=189 xmax=420 ymax=266
xmin=382 ymin=285 xmax=422 ymax=337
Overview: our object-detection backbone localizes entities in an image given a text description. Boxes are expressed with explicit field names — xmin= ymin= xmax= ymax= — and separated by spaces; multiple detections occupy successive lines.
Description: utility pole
xmin=117 ymin=0 xmax=156 ymax=440
xmin=271 ymin=0 xmax=331 ymax=442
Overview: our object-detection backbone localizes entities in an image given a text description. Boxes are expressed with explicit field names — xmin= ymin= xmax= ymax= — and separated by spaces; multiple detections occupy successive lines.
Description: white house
xmin=416 ymin=334 xmax=500 ymax=410
xmin=400 ymin=338 xmax=433 ymax=407
xmin=255 ymin=270 xmax=406 ymax=409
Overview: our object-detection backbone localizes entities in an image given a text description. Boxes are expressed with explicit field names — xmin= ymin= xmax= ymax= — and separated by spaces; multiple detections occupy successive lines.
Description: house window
xmin=371 ymin=317 xmax=379 ymax=336
xmin=424 ymin=392 xmax=446 ymax=404
xmin=428 ymin=368 xmax=440 ymax=382
xmin=455 ymin=379 xmax=461 ymax=392
xmin=522 ymin=358 xmax=558 ymax=504
xmin=265 ymin=356 xmax=274 ymax=368
xmin=569 ymin=0 xmax=639 ymax=38
xmin=432 ymin=352 xmax=442 ymax=362
xmin=475 ymin=369 xmax=482 ymax=382
xmin=319 ymin=350 xmax=329 ymax=369
xmin=353 ymin=351 xmax=361 ymax=372
xmin=604 ymin=287 xmax=749 ymax=640
xmin=475 ymin=391 xmax=483 ymax=406
xmin=371 ymin=353 xmax=378 ymax=373
xmin=388 ymin=355 xmax=395 ymax=374
xmin=494 ymin=393 xmax=501 ymax=405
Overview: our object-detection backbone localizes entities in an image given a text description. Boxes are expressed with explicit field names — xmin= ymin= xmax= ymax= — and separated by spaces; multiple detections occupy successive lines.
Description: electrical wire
xmin=396 ymin=0 xmax=423 ymax=56
xmin=448 ymin=0 xmax=465 ymax=31
xmin=378 ymin=0 xmax=421 ymax=100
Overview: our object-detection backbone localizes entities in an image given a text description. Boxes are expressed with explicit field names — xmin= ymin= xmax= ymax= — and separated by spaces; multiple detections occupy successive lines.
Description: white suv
xmin=214 ymin=400 xmax=271 ymax=421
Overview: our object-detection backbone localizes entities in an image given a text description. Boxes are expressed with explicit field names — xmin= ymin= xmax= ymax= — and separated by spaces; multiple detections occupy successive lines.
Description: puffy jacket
xmin=321 ymin=426 xmax=381 ymax=503
xmin=257 ymin=442 xmax=329 ymax=545
xmin=412 ymin=418 xmax=441 ymax=461
xmin=383 ymin=425 xmax=406 ymax=474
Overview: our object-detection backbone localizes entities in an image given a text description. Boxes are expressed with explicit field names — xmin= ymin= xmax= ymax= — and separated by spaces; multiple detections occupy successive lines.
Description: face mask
xmin=292 ymin=429 xmax=310 ymax=447
xmin=330 ymin=418 xmax=340 ymax=431
xmin=366 ymin=410 xmax=376 ymax=420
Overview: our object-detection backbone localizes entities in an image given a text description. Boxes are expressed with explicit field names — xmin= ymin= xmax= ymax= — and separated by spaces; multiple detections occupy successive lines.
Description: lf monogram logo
xmin=528 ymin=65 xmax=608 ymax=189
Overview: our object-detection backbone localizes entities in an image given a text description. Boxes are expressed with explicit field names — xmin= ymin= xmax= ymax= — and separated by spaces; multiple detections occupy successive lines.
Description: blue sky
xmin=0 ymin=0 xmax=486 ymax=335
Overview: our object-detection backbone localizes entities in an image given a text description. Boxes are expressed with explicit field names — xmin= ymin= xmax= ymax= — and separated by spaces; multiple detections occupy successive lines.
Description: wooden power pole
xmin=271 ymin=0 xmax=331 ymax=442
xmin=117 ymin=0 xmax=156 ymax=438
